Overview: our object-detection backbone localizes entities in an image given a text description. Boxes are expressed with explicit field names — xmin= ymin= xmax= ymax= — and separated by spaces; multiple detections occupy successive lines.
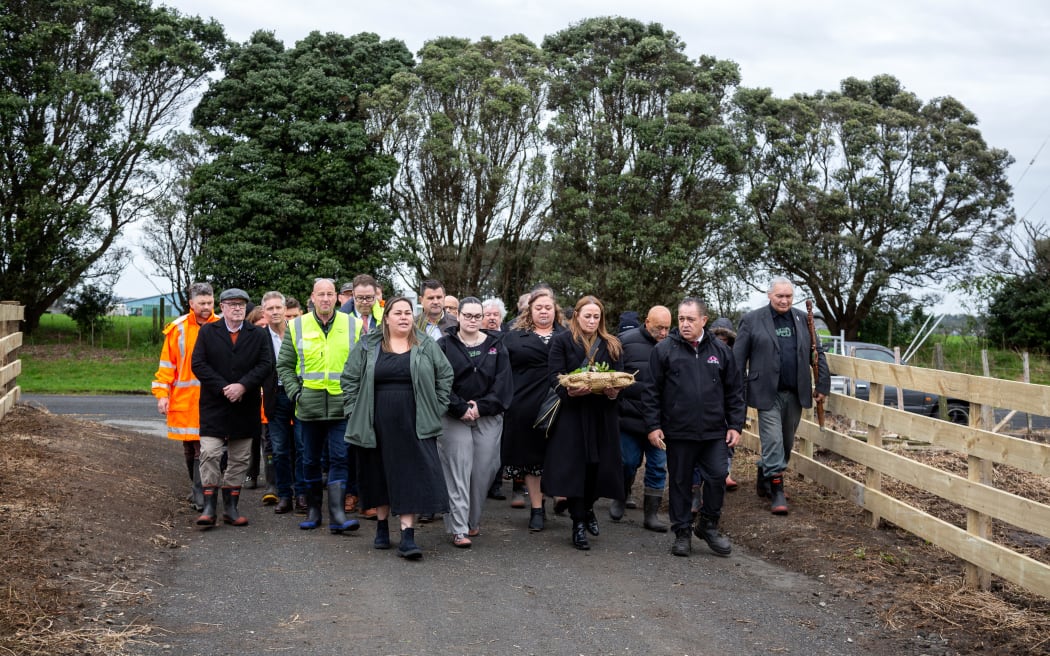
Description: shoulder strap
xmin=581 ymin=338 xmax=601 ymax=368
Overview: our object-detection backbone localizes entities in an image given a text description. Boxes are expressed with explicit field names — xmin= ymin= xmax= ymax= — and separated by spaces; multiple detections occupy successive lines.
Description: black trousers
xmin=666 ymin=439 xmax=729 ymax=531
xmin=567 ymin=463 xmax=599 ymax=522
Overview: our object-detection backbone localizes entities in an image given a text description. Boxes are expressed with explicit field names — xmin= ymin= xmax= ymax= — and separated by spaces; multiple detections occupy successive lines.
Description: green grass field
xmin=19 ymin=314 xmax=163 ymax=394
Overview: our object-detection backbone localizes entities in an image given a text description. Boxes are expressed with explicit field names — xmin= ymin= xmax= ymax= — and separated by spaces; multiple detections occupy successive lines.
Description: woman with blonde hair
xmin=498 ymin=286 xmax=567 ymax=532
xmin=542 ymin=295 xmax=625 ymax=550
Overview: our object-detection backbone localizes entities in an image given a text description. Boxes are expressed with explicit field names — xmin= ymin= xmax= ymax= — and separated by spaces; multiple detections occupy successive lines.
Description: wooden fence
xmin=741 ymin=351 xmax=1050 ymax=598
xmin=0 ymin=302 xmax=24 ymax=423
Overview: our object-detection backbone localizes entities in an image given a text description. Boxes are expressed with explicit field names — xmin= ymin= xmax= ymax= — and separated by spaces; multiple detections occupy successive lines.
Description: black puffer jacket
xmin=643 ymin=328 xmax=745 ymax=442
xmin=439 ymin=326 xmax=514 ymax=419
xmin=617 ymin=325 xmax=659 ymax=436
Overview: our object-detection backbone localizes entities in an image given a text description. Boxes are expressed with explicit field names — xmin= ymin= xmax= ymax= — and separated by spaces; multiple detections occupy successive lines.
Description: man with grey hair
xmin=733 ymin=277 xmax=829 ymax=515
xmin=192 ymin=288 xmax=274 ymax=527
xmin=482 ymin=297 xmax=507 ymax=332
xmin=151 ymin=282 xmax=220 ymax=511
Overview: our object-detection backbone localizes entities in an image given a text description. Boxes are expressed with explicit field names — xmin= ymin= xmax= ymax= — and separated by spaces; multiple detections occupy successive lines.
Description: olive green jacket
xmin=340 ymin=329 xmax=453 ymax=448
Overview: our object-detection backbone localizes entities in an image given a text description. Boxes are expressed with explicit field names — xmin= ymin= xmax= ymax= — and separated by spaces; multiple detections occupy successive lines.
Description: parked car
xmin=825 ymin=340 xmax=970 ymax=425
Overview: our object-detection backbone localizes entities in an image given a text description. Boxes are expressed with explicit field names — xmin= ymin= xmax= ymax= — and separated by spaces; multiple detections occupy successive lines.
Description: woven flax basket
xmin=557 ymin=370 xmax=635 ymax=394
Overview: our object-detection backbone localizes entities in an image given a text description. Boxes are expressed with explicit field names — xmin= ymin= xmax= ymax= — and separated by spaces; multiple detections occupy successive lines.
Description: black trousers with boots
xmin=666 ymin=439 xmax=728 ymax=531
xmin=566 ymin=464 xmax=599 ymax=522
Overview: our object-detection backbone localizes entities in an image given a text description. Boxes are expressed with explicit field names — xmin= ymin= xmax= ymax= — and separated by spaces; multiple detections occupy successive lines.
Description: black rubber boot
xmin=261 ymin=457 xmax=278 ymax=505
xmin=642 ymin=489 xmax=669 ymax=532
xmin=572 ymin=521 xmax=590 ymax=550
xmin=196 ymin=486 xmax=218 ymax=527
xmin=190 ymin=458 xmax=204 ymax=511
xmin=769 ymin=475 xmax=789 ymax=515
xmin=528 ymin=501 xmax=546 ymax=532
xmin=671 ymin=527 xmax=691 ymax=557
xmin=398 ymin=527 xmax=423 ymax=559
xmin=327 ymin=481 xmax=360 ymax=534
xmin=222 ymin=487 xmax=249 ymax=526
xmin=299 ymin=483 xmax=323 ymax=530
xmin=624 ymin=471 xmax=638 ymax=509
xmin=756 ymin=463 xmax=771 ymax=498
xmin=694 ymin=515 xmax=731 ymax=556
xmin=374 ymin=519 xmax=391 ymax=549
xmin=609 ymin=473 xmax=630 ymax=520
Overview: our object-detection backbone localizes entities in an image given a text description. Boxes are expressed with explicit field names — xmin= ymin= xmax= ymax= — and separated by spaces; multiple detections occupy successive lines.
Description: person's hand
xmin=223 ymin=383 xmax=246 ymax=402
xmin=725 ymin=429 xmax=741 ymax=448
xmin=567 ymin=385 xmax=590 ymax=397
xmin=813 ymin=391 xmax=827 ymax=403
xmin=157 ymin=397 xmax=169 ymax=414
xmin=647 ymin=429 xmax=666 ymax=450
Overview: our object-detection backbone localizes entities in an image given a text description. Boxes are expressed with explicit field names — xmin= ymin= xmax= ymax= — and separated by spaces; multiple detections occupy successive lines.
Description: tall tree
xmin=138 ymin=130 xmax=208 ymax=312
xmin=541 ymin=16 xmax=745 ymax=318
xmin=190 ymin=31 xmax=413 ymax=302
xmin=734 ymin=75 xmax=1015 ymax=339
xmin=366 ymin=35 xmax=548 ymax=300
xmin=0 ymin=0 xmax=226 ymax=332
xmin=985 ymin=221 xmax=1050 ymax=349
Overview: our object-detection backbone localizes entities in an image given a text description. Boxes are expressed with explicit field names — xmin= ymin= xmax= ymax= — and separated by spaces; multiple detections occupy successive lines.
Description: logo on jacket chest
xmin=706 ymin=355 xmax=720 ymax=365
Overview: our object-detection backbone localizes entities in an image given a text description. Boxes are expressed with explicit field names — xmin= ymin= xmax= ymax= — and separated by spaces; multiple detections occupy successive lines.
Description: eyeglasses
xmin=460 ymin=313 xmax=483 ymax=321
xmin=354 ymin=296 xmax=375 ymax=303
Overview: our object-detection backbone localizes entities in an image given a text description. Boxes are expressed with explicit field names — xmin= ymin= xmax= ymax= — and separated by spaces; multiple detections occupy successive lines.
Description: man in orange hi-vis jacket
xmin=151 ymin=282 xmax=220 ymax=510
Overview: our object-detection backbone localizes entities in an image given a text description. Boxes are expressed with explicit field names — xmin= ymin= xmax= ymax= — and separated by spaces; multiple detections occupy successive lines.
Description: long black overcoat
xmin=192 ymin=322 xmax=273 ymax=440
xmin=540 ymin=331 xmax=624 ymax=500
xmin=499 ymin=325 xmax=566 ymax=467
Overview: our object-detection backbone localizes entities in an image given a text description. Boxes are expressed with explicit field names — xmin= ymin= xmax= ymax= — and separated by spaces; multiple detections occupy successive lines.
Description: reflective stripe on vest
xmin=292 ymin=313 xmax=356 ymax=390
xmin=168 ymin=425 xmax=200 ymax=435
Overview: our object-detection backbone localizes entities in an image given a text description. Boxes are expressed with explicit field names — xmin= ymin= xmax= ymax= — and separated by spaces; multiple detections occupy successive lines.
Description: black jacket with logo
xmin=439 ymin=326 xmax=514 ymax=419
xmin=642 ymin=328 xmax=745 ymax=442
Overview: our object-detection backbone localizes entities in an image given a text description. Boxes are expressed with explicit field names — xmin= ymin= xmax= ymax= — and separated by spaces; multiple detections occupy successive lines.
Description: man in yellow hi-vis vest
xmin=276 ymin=277 xmax=361 ymax=534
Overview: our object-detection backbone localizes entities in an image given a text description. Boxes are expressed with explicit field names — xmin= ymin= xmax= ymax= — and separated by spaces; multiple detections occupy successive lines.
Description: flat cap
xmin=219 ymin=288 xmax=250 ymax=303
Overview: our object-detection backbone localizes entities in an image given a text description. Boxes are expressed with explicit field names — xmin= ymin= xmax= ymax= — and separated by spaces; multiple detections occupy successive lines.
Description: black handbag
xmin=532 ymin=340 xmax=600 ymax=437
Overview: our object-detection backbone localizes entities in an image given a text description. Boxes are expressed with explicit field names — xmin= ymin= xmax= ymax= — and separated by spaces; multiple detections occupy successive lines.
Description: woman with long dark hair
xmin=341 ymin=297 xmax=453 ymax=560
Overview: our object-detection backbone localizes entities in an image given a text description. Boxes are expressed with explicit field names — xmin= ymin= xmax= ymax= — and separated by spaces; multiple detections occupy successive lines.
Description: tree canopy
xmin=0 ymin=0 xmax=226 ymax=332
xmin=367 ymin=35 xmax=549 ymax=302
xmin=190 ymin=30 xmax=413 ymax=302
xmin=540 ymin=16 xmax=745 ymax=318
xmin=735 ymin=75 xmax=1015 ymax=338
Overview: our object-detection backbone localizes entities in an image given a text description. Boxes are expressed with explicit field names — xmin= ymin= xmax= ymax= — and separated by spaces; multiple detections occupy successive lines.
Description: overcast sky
xmin=118 ymin=0 xmax=1050 ymax=314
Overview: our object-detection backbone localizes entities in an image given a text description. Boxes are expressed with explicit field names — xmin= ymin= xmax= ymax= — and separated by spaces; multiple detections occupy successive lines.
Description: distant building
xmin=122 ymin=293 xmax=181 ymax=318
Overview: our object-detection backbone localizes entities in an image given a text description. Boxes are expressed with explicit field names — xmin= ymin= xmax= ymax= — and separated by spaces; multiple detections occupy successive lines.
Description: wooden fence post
xmin=935 ymin=343 xmax=948 ymax=421
xmin=965 ymin=351 xmax=993 ymax=590
xmin=866 ymin=381 xmax=885 ymax=529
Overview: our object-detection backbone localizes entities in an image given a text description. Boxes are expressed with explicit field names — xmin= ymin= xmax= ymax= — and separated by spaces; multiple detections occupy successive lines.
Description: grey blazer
xmin=733 ymin=305 xmax=830 ymax=411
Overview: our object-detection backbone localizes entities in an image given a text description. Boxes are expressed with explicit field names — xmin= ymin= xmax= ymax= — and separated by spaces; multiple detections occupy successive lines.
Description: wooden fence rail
xmin=0 ymin=302 xmax=24 ymax=423
xmin=742 ymin=350 xmax=1050 ymax=598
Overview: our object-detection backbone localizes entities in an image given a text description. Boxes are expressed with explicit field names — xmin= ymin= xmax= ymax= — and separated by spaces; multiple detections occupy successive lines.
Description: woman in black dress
xmin=500 ymin=288 xmax=566 ymax=531
xmin=341 ymin=297 xmax=453 ymax=560
xmin=542 ymin=295 xmax=625 ymax=550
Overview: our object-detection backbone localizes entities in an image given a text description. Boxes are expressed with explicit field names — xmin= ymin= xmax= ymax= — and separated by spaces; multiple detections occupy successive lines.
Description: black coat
xmin=541 ymin=331 xmax=623 ymax=500
xmin=439 ymin=326 xmax=514 ymax=418
xmin=643 ymin=329 xmax=746 ymax=442
xmin=617 ymin=325 xmax=659 ymax=436
xmin=733 ymin=304 xmax=830 ymax=410
xmin=192 ymin=321 xmax=273 ymax=440
xmin=500 ymin=325 xmax=566 ymax=467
